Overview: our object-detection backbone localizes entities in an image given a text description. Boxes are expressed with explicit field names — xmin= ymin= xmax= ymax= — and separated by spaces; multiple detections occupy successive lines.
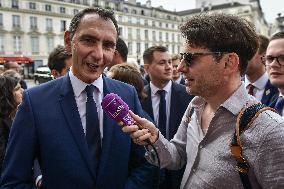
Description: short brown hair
xmin=109 ymin=63 xmax=147 ymax=101
xmin=143 ymin=46 xmax=168 ymax=65
xmin=257 ymin=35 xmax=269 ymax=55
xmin=180 ymin=13 xmax=258 ymax=75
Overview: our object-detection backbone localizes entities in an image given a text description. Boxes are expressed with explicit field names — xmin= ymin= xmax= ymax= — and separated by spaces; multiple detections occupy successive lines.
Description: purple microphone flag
xmin=101 ymin=93 xmax=135 ymax=126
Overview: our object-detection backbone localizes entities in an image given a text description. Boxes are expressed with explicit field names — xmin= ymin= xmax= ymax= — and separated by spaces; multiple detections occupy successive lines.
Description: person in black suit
xmin=245 ymin=34 xmax=278 ymax=106
xmin=142 ymin=46 xmax=193 ymax=189
xmin=266 ymin=31 xmax=284 ymax=116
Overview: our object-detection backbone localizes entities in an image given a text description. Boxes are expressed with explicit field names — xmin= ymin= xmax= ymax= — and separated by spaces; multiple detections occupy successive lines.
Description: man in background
xmin=142 ymin=46 xmax=193 ymax=189
xmin=107 ymin=37 xmax=128 ymax=69
xmin=266 ymin=31 xmax=284 ymax=116
xmin=48 ymin=45 xmax=72 ymax=79
xmin=171 ymin=54 xmax=185 ymax=85
xmin=245 ymin=34 xmax=278 ymax=105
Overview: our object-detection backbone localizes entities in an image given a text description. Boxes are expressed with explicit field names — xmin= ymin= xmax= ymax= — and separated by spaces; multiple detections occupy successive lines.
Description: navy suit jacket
xmin=141 ymin=81 xmax=193 ymax=189
xmin=0 ymin=75 xmax=156 ymax=189
xmin=261 ymin=80 xmax=279 ymax=106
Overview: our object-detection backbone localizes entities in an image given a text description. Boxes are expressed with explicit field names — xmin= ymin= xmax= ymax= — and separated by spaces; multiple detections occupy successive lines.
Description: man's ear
xmin=144 ymin=64 xmax=150 ymax=73
xmin=224 ymin=53 xmax=239 ymax=73
xmin=64 ymin=31 xmax=72 ymax=53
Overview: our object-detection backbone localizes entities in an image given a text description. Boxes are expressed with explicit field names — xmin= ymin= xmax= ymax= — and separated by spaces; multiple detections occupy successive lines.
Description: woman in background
xmin=0 ymin=73 xmax=23 ymax=172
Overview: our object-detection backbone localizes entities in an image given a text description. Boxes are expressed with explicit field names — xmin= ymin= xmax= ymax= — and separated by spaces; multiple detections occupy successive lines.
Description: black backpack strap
xmin=230 ymin=103 xmax=276 ymax=189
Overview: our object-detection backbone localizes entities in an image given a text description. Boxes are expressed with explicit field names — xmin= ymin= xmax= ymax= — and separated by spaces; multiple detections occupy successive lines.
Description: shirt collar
xmin=69 ymin=69 xmax=104 ymax=97
xmin=150 ymin=80 xmax=172 ymax=95
xmin=244 ymin=72 xmax=269 ymax=90
xmin=191 ymin=83 xmax=259 ymax=116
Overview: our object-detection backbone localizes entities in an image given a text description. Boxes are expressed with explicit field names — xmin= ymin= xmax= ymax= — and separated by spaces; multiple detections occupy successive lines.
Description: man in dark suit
xmin=266 ymin=31 xmax=284 ymax=116
xmin=0 ymin=8 xmax=156 ymax=189
xmin=245 ymin=34 xmax=278 ymax=106
xmin=142 ymin=46 xmax=193 ymax=189
xmin=172 ymin=54 xmax=185 ymax=85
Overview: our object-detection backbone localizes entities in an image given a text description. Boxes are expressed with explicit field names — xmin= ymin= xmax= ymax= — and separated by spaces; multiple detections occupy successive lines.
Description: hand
xmin=121 ymin=110 xmax=159 ymax=145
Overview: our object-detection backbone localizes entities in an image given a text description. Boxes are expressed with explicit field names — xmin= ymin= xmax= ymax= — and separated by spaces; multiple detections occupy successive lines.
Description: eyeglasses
xmin=262 ymin=55 xmax=284 ymax=66
xmin=180 ymin=52 xmax=227 ymax=67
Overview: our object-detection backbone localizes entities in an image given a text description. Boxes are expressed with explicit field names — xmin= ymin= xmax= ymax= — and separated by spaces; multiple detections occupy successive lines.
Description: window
xmin=12 ymin=15 xmax=20 ymax=28
xmin=12 ymin=0 xmax=18 ymax=8
xmin=47 ymin=37 xmax=54 ymax=53
xmin=128 ymin=28 xmax=132 ymax=38
xmin=0 ymin=35 xmax=4 ymax=52
xmin=73 ymin=9 xmax=79 ymax=15
xmin=0 ymin=13 xmax=3 ymax=26
xmin=128 ymin=16 xmax=131 ymax=23
xmin=145 ymin=43 xmax=148 ymax=50
xmin=60 ymin=7 xmax=65 ymax=14
xmin=166 ymin=33 xmax=169 ymax=41
xmin=152 ymin=31 xmax=156 ymax=41
xmin=172 ymin=45 xmax=175 ymax=54
xmin=29 ymin=2 xmax=36 ymax=9
xmin=159 ymin=32 xmax=162 ymax=41
xmin=45 ymin=4 xmax=51 ymax=11
xmin=60 ymin=20 xmax=66 ymax=32
xmin=172 ymin=33 xmax=175 ymax=42
xmin=136 ymin=29 xmax=140 ymax=39
xmin=136 ymin=42 xmax=141 ymax=54
xmin=46 ymin=18 xmax=53 ymax=32
xmin=30 ymin=16 xmax=37 ymax=29
xmin=31 ymin=36 xmax=39 ymax=54
xmin=144 ymin=30 xmax=148 ymax=40
xmin=13 ymin=35 xmax=22 ymax=53
xmin=128 ymin=42 xmax=132 ymax=55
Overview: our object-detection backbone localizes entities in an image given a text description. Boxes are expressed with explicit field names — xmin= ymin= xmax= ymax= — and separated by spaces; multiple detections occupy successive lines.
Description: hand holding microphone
xmin=101 ymin=93 xmax=159 ymax=145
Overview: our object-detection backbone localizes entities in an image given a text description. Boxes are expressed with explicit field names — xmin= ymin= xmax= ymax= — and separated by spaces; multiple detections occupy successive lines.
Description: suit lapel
xmin=142 ymin=85 xmax=154 ymax=120
xmin=59 ymin=75 xmax=96 ymax=179
xmin=169 ymin=83 xmax=179 ymax=139
xmin=96 ymin=77 xmax=116 ymax=180
xmin=261 ymin=80 xmax=279 ymax=106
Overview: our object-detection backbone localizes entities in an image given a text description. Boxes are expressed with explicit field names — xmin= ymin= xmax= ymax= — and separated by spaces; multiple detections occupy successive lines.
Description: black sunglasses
xmin=180 ymin=52 xmax=228 ymax=66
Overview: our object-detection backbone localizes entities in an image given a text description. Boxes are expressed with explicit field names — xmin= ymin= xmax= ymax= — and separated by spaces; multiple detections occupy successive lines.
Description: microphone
xmin=101 ymin=93 xmax=135 ymax=126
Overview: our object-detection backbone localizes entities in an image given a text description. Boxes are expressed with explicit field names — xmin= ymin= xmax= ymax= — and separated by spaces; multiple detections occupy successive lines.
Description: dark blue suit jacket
xmin=261 ymin=80 xmax=279 ymax=106
xmin=0 ymin=75 xmax=156 ymax=189
xmin=141 ymin=81 xmax=193 ymax=189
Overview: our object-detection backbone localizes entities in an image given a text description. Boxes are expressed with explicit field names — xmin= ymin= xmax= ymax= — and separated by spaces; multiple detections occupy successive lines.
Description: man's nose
xmin=90 ymin=43 xmax=104 ymax=60
xmin=177 ymin=60 xmax=186 ymax=72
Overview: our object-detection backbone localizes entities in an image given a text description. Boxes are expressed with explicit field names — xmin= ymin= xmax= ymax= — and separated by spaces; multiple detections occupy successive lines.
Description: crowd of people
xmin=0 ymin=7 xmax=283 ymax=189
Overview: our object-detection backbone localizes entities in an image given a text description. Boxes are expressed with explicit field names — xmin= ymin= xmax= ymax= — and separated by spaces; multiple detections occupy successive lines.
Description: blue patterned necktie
xmin=85 ymin=85 xmax=101 ymax=173
xmin=157 ymin=90 xmax=167 ymax=138
xmin=275 ymin=96 xmax=284 ymax=116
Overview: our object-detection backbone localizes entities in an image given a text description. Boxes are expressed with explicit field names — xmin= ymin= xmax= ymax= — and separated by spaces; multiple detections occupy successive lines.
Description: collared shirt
xmin=173 ymin=75 xmax=183 ymax=84
xmin=69 ymin=71 xmax=104 ymax=139
xmin=150 ymin=81 xmax=172 ymax=139
xmin=245 ymin=72 xmax=269 ymax=101
xmin=146 ymin=83 xmax=284 ymax=189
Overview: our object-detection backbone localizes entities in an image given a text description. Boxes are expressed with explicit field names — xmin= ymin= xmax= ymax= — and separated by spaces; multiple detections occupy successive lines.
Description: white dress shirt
xmin=150 ymin=81 xmax=172 ymax=139
xmin=245 ymin=72 xmax=269 ymax=101
xmin=69 ymin=71 xmax=104 ymax=139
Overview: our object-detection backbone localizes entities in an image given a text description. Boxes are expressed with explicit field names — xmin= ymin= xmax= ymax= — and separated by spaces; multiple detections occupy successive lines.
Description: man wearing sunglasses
xmin=266 ymin=31 xmax=284 ymax=116
xmin=121 ymin=13 xmax=284 ymax=189
xmin=245 ymin=35 xmax=278 ymax=106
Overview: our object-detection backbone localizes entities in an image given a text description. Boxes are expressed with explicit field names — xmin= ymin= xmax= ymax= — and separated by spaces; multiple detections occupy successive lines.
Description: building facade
xmin=0 ymin=0 xmax=268 ymax=67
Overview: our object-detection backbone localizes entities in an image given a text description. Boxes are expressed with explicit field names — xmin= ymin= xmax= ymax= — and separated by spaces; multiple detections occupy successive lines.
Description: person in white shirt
xmin=245 ymin=34 xmax=278 ymax=106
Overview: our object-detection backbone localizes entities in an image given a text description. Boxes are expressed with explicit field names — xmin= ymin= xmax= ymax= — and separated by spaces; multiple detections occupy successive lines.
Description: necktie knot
xmin=247 ymin=84 xmax=255 ymax=96
xmin=85 ymin=85 xmax=95 ymax=99
xmin=157 ymin=90 xmax=166 ymax=98
xmin=275 ymin=96 xmax=284 ymax=115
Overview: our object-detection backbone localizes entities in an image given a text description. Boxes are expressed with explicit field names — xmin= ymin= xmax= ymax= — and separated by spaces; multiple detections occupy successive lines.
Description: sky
xmin=138 ymin=0 xmax=284 ymax=23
